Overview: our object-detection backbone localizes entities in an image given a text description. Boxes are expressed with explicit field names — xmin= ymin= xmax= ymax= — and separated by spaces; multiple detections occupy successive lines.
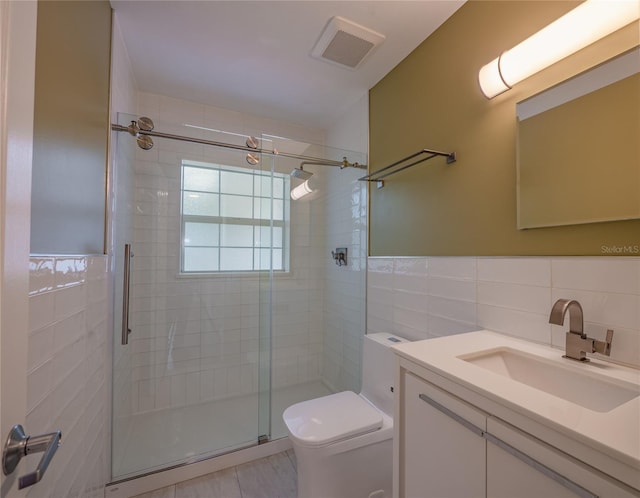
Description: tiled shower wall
xmin=110 ymin=20 xmax=367 ymax=425
xmin=110 ymin=13 xmax=139 ymax=460
xmin=124 ymin=92 xmax=330 ymax=413
xmin=322 ymin=95 xmax=368 ymax=393
xmin=368 ymin=256 xmax=640 ymax=368
xmin=27 ymin=256 xmax=109 ymax=498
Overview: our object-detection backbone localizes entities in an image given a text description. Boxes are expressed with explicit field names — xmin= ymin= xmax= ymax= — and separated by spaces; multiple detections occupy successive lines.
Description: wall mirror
xmin=517 ymin=47 xmax=640 ymax=229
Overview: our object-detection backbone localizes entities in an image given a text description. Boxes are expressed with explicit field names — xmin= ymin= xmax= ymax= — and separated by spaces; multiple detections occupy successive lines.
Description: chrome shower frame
xmin=112 ymin=117 xmax=367 ymax=170
xmin=291 ymin=158 xmax=367 ymax=180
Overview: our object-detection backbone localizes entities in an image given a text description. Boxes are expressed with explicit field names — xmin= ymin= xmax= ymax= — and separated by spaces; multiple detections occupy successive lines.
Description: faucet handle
xmin=593 ymin=329 xmax=614 ymax=356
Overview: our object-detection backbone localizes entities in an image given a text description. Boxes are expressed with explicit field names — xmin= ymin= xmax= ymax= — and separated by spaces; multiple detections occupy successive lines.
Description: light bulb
xmin=290 ymin=179 xmax=317 ymax=200
xmin=479 ymin=0 xmax=640 ymax=98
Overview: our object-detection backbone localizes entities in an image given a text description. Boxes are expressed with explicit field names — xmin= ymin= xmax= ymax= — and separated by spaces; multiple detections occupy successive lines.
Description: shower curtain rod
xmin=111 ymin=121 xmax=367 ymax=169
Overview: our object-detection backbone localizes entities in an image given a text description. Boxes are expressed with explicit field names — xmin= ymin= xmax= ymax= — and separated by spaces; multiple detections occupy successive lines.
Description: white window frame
xmin=180 ymin=159 xmax=290 ymax=274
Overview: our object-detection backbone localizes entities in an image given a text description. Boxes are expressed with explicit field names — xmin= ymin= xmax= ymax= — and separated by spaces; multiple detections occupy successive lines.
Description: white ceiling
xmin=111 ymin=1 xmax=465 ymax=129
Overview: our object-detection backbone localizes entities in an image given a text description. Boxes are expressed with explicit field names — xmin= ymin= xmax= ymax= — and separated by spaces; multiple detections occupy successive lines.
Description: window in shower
xmin=180 ymin=160 xmax=290 ymax=273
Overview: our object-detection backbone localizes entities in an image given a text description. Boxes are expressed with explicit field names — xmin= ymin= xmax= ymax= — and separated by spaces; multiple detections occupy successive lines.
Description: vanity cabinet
xmin=396 ymin=363 xmax=639 ymax=498
xmin=485 ymin=417 xmax=637 ymax=498
xmin=402 ymin=372 xmax=486 ymax=498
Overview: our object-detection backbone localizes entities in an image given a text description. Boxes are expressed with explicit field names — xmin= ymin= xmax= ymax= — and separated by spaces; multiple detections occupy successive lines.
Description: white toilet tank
xmin=360 ymin=333 xmax=407 ymax=416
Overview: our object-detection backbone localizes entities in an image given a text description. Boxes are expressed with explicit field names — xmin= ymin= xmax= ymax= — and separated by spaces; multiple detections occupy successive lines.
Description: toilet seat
xmin=283 ymin=391 xmax=383 ymax=448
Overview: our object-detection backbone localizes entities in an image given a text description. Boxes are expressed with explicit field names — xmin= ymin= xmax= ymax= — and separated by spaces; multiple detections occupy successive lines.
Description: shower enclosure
xmin=110 ymin=114 xmax=367 ymax=481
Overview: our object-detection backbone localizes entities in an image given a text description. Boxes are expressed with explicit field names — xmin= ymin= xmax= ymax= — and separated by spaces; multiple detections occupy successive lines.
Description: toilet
xmin=283 ymin=333 xmax=407 ymax=498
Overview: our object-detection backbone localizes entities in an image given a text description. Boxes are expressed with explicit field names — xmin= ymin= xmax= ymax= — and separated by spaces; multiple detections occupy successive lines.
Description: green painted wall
xmin=369 ymin=0 xmax=640 ymax=256
xmin=31 ymin=0 xmax=112 ymax=254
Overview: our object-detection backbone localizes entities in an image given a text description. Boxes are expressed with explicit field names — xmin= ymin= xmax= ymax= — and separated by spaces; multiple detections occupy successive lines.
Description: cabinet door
xmin=401 ymin=372 xmax=486 ymax=498
xmin=487 ymin=418 xmax=638 ymax=498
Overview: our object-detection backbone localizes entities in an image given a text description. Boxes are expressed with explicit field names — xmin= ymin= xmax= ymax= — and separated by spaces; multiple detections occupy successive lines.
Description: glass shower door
xmin=110 ymin=115 xmax=272 ymax=481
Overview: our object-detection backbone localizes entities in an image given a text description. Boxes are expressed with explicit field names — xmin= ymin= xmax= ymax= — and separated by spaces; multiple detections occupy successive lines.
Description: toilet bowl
xmin=283 ymin=333 xmax=407 ymax=498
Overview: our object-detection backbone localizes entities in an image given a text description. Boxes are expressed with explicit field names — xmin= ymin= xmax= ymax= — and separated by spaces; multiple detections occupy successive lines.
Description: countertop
xmin=392 ymin=330 xmax=640 ymax=484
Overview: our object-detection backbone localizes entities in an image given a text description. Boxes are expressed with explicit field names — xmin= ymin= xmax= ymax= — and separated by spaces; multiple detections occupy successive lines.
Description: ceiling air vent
xmin=311 ymin=16 xmax=385 ymax=70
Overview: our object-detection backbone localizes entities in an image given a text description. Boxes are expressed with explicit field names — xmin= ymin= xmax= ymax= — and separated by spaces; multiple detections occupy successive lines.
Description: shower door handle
xmin=122 ymin=243 xmax=133 ymax=345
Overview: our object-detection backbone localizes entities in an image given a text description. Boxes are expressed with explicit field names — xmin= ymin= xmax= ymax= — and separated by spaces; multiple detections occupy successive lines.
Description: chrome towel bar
xmin=359 ymin=148 xmax=456 ymax=188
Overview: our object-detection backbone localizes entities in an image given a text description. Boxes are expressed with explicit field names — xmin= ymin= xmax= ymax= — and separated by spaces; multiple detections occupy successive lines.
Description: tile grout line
xmin=234 ymin=465 xmax=244 ymax=498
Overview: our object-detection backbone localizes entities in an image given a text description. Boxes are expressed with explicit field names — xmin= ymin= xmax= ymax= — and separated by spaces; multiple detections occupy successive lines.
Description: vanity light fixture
xmin=478 ymin=0 xmax=640 ymax=98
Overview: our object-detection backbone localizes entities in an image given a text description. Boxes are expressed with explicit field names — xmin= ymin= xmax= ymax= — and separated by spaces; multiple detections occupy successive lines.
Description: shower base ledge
xmin=105 ymin=436 xmax=291 ymax=498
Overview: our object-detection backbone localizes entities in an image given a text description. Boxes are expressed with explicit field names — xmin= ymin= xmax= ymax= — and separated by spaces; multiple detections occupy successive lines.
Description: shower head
xmin=291 ymin=167 xmax=313 ymax=181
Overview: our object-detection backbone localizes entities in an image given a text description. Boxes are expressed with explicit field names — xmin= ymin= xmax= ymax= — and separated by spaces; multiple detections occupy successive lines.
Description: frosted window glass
xmin=220 ymin=248 xmax=253 ymax=271
xmin=253 ymin=175 xmax=284 ymax=198
xmin=255 ymin=226 xmax=271 ymax=247
xmin=272 ymin=177 xmax=284 ymax=198
xmin=273 ymin=226 xmax=283 ymax=247
xmin=221 ymin=195 xmax=253 ymax=219
xmin=272 ymin=249 xmax=283 ymax=270
xmin=255 ymin=249 xmax=269 ymax=270
xmin=184 ymin=222 xmax=219 ymax=246
xmin=254 ymin=226 xmax=283 ymax=248
xmin=272 ymin=200 xmax=284 ymax=221
xmin=254 ymin=175 xmax=272 ymax=197
xmin=221 ymin=171 xmax=253 ymax=196
xmin=221 ymin=224 xmax=253 ymax=247
xmin=255 ymin=249 xmax=283 ymax=270
xmin=184 ymin=167 xmax=219 ymax=192
xmin=184 ymin=247 xmax=219 ymax=271
xmin=183 ymin=192 xmax=219 ymax=216
xmin=253 ymin=198 xmax=283 ymax=220
xmin=253 ymin=198 xmax=270 ymax=220
xmin=181 ymin=162 xmax=289 ymax=273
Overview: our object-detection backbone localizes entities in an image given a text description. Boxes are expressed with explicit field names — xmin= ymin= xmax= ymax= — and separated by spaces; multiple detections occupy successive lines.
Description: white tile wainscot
xmin=368 ymin=256 xmax=640 ymax=369
xmin=27 ymin=255 xmax=110 ymax=498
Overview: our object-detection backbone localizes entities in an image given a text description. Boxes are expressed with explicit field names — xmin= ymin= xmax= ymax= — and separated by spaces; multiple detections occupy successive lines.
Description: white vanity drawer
xmin=399 ymin=371 xmax=486 ymax=498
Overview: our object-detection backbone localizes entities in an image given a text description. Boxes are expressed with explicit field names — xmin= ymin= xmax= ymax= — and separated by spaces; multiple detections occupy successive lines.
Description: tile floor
xmin=132 ymin=450 xmax=297 ymax=498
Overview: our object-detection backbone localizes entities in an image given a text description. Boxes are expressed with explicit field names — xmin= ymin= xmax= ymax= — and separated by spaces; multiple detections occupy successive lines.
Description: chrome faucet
xmin=549 ymin=299 xmax=614 ymax=362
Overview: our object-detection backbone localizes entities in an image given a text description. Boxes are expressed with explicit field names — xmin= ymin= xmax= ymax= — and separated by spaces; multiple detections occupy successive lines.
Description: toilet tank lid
xmin=283 ymin=391 xmax=382 ymax=448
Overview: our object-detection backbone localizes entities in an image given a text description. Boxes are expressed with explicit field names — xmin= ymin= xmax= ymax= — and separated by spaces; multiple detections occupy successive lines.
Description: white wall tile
xmin=368 ymin=255 xmax=640 ymax=368
xmin=26 ymin=359 xmax=53 ymax=414
xmin=551 ymin=288 xmax=639 ymax=331
xmin=394 ymin=289 xmax=428 ymax=313
xmin=428 ymin=297 xmax=476 ymax=325
xmin=477 ymin=304 xmax=551 ymax=344
xmin=393 ymin=272 xmax=429 ymax=295
xmin=124 ymin=88 xmax=353 ymax=409
xmin=477 ymin=281 xmax=551 ymax=314
xmin=551 ymin=257 xmax=640 ymax=294
xmin=393 ymin=258 xmax=428 ymax=276
xmin=322 ymin=96 xmax=368 ymax=393
xmin=28 ymin=325 xmax=54 ymax=371
xmin=53 ymin=284 xmax=87 ymax=322
xmin=29 ymin=257 xmax=55 ymax=295
xmin=27 ymin=256 xmax=109 ymax=498
xmin=428 ymin=257 xmax=476 ymax=280
xmin=29 ymin=292 xmax=55 ymax=332
xmin=427 ymin=315 xmax=478 ymax=339
xmin=428 ymin=277 xmax=476 ymax=302
xmin=477 ymin=257 xmax=551 ymax=286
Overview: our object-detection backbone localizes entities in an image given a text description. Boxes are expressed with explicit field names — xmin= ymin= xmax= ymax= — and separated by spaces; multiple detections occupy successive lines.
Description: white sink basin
xmin=459 ymin=347 xmax=640 ymax=413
